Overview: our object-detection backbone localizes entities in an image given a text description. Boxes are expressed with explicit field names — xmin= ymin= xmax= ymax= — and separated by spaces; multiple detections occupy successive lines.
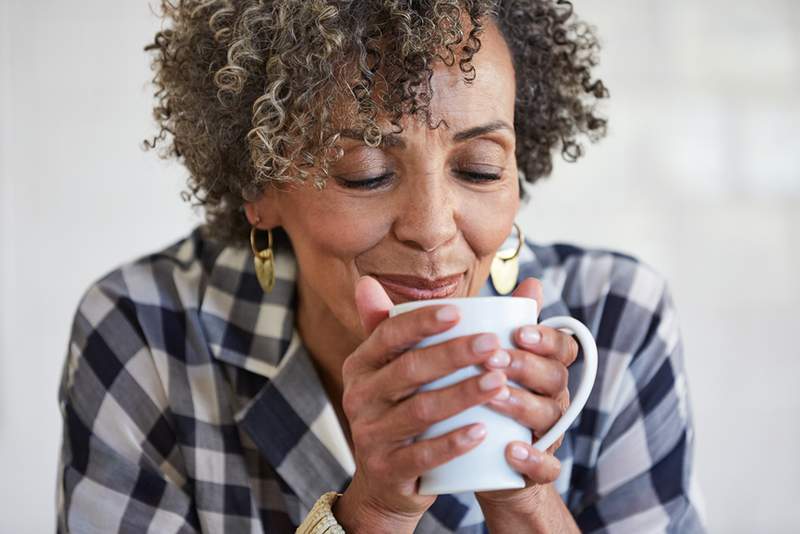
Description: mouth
xmin=372 ymin=273 xmax=465 ymax=303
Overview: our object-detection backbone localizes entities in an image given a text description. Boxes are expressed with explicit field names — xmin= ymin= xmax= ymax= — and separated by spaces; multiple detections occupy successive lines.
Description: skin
xmin=245 ymin=19 xmax=580 ymax=534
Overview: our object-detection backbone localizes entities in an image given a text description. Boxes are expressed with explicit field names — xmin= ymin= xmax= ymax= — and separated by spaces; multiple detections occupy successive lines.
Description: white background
xmin=2 ymin=1 xmax=799 ymax=532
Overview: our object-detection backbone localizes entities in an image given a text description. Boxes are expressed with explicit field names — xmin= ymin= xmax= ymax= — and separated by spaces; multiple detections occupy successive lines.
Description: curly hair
xmin=144 ymin=0 xmax=608 ymax=245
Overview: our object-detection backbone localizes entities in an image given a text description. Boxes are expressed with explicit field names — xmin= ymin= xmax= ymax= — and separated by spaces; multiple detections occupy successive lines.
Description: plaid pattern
xmin=57 ymin=227 xmax=706 ymax=533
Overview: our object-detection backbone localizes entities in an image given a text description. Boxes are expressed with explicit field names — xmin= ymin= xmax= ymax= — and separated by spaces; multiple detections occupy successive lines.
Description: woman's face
xmin=250 ymin=21 xmax=519 ymax=340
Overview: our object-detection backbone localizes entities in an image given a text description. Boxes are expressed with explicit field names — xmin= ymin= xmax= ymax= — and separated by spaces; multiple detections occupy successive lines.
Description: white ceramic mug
xmin=389 ymin=296 xmax=598 ymax=495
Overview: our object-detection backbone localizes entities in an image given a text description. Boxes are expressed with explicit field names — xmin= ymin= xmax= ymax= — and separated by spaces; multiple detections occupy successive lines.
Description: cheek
xmin=459 ymin=186 xmax=520 ymax=258
xmin=286 ymin=196 xmax=390 ymax=259
xmin=279 ymin=194 xmax=393 ymax=336
xmin=457 ymin=185 xmax=519 ymax=295
xmin=285 ymin=214 xmax=371 ymax=330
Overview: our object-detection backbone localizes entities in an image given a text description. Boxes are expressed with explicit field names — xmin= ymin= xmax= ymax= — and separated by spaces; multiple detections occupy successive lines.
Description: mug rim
xmin=390 ymin=296 xmax=538 ymax=316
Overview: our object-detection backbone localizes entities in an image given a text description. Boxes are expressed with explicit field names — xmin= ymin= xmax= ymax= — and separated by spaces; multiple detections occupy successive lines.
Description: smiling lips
xmin=373 ymin=273 xmax=464 ymax=302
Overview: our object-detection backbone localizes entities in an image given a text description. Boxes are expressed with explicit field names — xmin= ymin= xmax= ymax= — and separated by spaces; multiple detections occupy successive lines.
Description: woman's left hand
xmin=474 ymin=277 xmax=580 ymax=511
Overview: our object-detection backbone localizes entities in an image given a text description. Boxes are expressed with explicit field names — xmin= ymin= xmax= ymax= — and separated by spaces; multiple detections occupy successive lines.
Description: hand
xmin=334 ymin=276 xmax=511 ymax=532
xmin=475 ymin=278 xmax=580 ymax=512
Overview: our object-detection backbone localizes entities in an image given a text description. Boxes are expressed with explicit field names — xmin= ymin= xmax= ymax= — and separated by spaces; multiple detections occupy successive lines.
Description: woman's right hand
xmin=333 ymin=276 xmax=512 ymax=533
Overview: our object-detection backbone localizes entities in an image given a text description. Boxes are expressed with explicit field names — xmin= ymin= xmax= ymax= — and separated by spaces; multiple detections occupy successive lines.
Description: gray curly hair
xmin=144 ymin=0 xmax=608 ymax=245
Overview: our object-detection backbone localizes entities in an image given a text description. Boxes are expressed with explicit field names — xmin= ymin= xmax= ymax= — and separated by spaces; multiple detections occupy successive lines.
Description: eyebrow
xmin=338 ymin=119 xmax=514 ymax=149
xmin=452 ymin=120 xmax=514 ymax=142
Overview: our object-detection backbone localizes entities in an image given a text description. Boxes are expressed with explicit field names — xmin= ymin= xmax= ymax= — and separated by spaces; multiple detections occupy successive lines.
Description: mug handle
xmin=530 ymin=316 xmax=598 ymax=452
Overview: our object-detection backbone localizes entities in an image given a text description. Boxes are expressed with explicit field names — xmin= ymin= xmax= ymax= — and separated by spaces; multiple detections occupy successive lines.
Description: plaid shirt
xmin=57 ymin=226 xmax=706 ymax=533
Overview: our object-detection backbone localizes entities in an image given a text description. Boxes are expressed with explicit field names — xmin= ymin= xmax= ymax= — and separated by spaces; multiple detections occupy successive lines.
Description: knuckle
xmin=412 ymin=445 xmax=434 ymax=471
xmin=341 ymin=355 xmax=356 ymax=379
xmin=376 ymin=322 xmax=399 ymax=351
xmin=530 ymin=455 xmax=561 ymax=484
xmin=517 ymin=394 xmax=536 ymax=421
xmin=548 ymin=398 xmax=564 ymax=422
xmin=501 ymin=390 xmax=523 ymax=419
xmin=410 ymin=394 xmax=435 ymax=424
xmin=521 ymin=352 xmax=536 ymax=376
xmin=554 ymin=364 xmax=569 ymax=392
xmin=502 ymin=397 xmax=521 ymax=420
xmin=508 ymin=400 xmax=535 ymax=421
xmin=567 ymin=336 xmax=580 ymax=364
xmin=424 ymin=309 xmax=443 ymax=332
xmin=548 ymin=329 xmax=564 ymax=355
xmin=447 ymin=431 xmax=465 ymax=452
xmin=341 ymin=391 xmax=356 ymax=418
xmin=548 ymin=457 xmax=562 ymax=480
xmin=528 ymin=396 xmax=552 ymax=427
xmin=397 ymin=351 xmax=420 ymax=384
xmin=538 ymin=326 xmax=556 ymax=352
xmin=341 ymin=386 xmax=363 ymax=419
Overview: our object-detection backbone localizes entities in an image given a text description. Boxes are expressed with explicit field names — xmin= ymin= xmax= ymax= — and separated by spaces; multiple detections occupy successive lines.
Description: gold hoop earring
xmin=490 ymin=222 xmax=523 ymax=295
xmin=250 ymin=224 xmax=275 ymax=293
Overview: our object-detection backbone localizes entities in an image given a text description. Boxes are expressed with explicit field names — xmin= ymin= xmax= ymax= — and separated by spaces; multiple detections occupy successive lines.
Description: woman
xmin=57 ymin=1 xmax=705 ymax=532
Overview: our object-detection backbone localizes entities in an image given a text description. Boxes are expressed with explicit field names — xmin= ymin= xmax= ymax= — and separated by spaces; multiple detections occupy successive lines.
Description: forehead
xmin=428 ymin=20 xmax=516 ymax=127
xmin=335 ymin=19 xmax=516 ymax=140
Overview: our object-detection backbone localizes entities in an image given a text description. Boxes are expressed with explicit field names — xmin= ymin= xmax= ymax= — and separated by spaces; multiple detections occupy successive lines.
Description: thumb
xmin=355 ymin=276 xmax=394 ymax=336
xmin=512 ymin=277 xmax=544 ymax=319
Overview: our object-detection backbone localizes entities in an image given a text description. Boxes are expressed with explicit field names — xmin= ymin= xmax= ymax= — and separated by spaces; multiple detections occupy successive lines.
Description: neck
xmin=295 ymin=275 xmax=361 ymax=408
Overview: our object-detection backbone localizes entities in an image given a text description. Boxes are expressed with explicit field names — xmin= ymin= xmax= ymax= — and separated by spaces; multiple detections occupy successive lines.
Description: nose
xmin=392 ymin=173 xmax=458 ymax=252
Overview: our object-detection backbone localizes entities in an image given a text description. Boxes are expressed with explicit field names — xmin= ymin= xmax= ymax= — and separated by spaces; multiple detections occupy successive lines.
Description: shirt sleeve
xmin=572 ymin=268 xmax=707 ymax=533
xmin=57 ymin=283 xmax=199 ymax=533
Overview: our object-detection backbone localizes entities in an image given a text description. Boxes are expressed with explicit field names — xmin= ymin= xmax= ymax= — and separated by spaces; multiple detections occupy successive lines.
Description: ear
xmin=244 ymin=186 xmax=282 ymax=229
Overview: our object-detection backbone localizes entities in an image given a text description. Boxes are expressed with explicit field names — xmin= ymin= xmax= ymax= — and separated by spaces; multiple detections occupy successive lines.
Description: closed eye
xmin=335 ymin=170 xmax=501 ymax=190
xmin=456 ymin=170 xmax=502 ymax=182
xmin=335 ymin=172 xmax=394 ymax=190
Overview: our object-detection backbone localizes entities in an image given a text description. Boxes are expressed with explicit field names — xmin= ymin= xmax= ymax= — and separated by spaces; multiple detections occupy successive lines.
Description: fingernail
xmin=472 ymin=333 xmax=499 ymax=354
xmin=493 ymin=387 xmax=510 ymax=401
xmin=436 ymin=306 xmax=459 ymax=322
xmin=467 ymin=424 xmax=487 ymax=441
xmin=519 ymin=326 xmax=541 ymax=345
xmin=487 ymin=349 xmax=510 ymax=368
xmin=479 ymin=370 xmax=506 ymax=391
xmin=511 ymin=443 xmax=529 ymax=460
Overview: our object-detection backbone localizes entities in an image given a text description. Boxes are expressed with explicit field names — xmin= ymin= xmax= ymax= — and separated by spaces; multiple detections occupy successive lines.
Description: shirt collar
xmin=198 ymin=228 xmax=297 ymax=375
xmin=198 ymin=228 xmax=356 ymax=515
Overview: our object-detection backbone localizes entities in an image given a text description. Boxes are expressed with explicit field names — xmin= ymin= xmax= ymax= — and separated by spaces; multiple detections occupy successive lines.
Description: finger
xmin=371 ymin=332 xmax=507 ymax=402
xmin=484 ymin=348 xmax=567 ymax=397
xmin=386 ymin=423 xmax=488 ymax=481
xmin=347 ymin=300 xmax=461 ymax=374
xmin=485 ymin=385 xmax=564 ymax=437
xmin=514 ymin=325 xmax=580 ymax=367
xmin=383 ymin=370 xmax=510 ymax=440
xmin=506 ymin=442 xmax=562 ymax=485
xmin=355 ymin=276 xmax=395 ymax=336
xmin=511 ymin=278 xmax=543 ymax=318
